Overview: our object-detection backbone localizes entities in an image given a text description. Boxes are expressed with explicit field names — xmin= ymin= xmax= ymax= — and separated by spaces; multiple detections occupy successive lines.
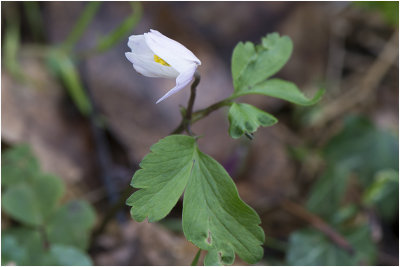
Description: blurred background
xmin=1 ymin=1 xmax=398 ymax=265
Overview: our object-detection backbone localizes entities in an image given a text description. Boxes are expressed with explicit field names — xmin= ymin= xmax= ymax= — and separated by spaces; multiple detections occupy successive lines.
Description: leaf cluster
xmin=228 ymin=33 xmax=324 ymax=139
xmin=2 ymin=145 xmax=96 ymax=266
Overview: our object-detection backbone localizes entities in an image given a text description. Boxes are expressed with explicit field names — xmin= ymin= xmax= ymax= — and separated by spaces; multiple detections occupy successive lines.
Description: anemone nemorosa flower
xmin=125 ymin=29 xmax=201 ymax=103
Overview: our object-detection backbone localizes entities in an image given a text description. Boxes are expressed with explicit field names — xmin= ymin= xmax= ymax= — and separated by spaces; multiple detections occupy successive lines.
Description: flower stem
xmin=170 ymin=95 xmax=233 ymax=135
xmin=190 ymin=248 xmax=202 ymax=266
xmin=184 ymin=72 xmax=200 ymax=135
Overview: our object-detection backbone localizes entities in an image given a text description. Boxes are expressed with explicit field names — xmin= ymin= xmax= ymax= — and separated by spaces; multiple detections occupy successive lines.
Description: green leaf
xmin=306 ymin=166 xmax=349 ymax=219
xmin=234 ymin=78 xmax=324 ymax=106
xmin=127 ymin=135 xmax=264 ymax=264
xmin=2 ymin=228 xmax=47 ymax=265
xmin=48 ymin=245 xmax=92 ymax=266
xmin=2 ymin=145 xmax=40 ymax=186
xmin=47 ymin=200 xmax=97 ymax=250
xmin=2 ymin=183 xmax=44 ymax=225
xmin=307 ymin=116 xmax=398 ymax=220
xmin=228 ymin=103 xmax=277 ymax=139
xmin=234 ymin=33 xmax=293 ymax=90
xmin=362 ymin=169 xmax=399 ymax=221
xmin=1 ymin=233 xmax=27 ymax=265
xmin=2 ymin=228 xmax=92 ymax=266
xmin=2 ymin=174 xmax=64 ymax=226
xmin=323 ymin=116 xmax=398 ymax=186
xmin=286 ymin=225 xmax=376 ymax=265
xmin=354 ymin=1 xmax=399 ymax=26
xmin=183 ymin=143 xmax=265 ymax=265
xmin=231 ymin=42 xmax=256 ymax=88
xmin=1 ymin=227 xmax=93 ymax=266
xmin=126 ymin=135 xmax=196 ymax=222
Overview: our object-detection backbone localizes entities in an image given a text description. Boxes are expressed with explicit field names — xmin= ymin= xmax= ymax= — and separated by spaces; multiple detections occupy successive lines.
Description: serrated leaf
xmin=234 ymin=78 xmax=324 ymax=106
xmin=234 ymin=33 xmax=293 ymax=90
xmin=47 ymin=200 xmax=97 ymax=250
xmin=126 ymin=135 xmax=196 ymax=222
xmin=127 ymin=135 xmax=264 ymax=264
xmin=228 ymin=103 xmax=277 ymax=139
xmin=231 ymin=42 xmax=256 ymax=88
xmin=183 ymin=145 xmax=265 ymax=265
xmin=286 ymin=226 xmax=376 ymax=265
xmin=2 ymin=145 xmax=40 ymax=186
xmin=2 ymin=174 xmax=64 ymax=226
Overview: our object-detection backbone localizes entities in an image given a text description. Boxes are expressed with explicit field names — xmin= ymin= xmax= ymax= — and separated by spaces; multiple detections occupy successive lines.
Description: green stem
xmin=170 ymin=96 xmax=234 ymax=135
xmin=63 ymin=1 xmax=101 ymax=52
xmin=190 ymin=248 xmax=202 ymax=266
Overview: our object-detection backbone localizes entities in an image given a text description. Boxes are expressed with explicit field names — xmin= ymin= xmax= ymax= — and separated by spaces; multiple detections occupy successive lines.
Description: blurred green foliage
xmin=355 ymin=1 xmax=399 ymax=26
xmin=1 ymin=145 xmax=96 ymax=266
xmin=307 ymin=116 xmax=398 ymax=219
xmin=285 ymin=115 xmax=398 ymax=265
xmin=3 ymin=1 xmax=142 ymax=118
xmin=287 ymin=225 xmax=376 ymax=265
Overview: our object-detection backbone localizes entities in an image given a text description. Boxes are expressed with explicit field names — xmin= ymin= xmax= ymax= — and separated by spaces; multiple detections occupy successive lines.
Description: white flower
xmin=125 ymin=29 xmax=201 ymax=103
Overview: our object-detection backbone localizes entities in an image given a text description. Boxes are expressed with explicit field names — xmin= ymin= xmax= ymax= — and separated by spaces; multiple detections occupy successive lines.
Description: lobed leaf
xmin=183 ymin=145 xmax=265 ymax=265
xmin=234 ymin=33 xmax=293 ymax=90
xmin=127 ymin=135 xmax=264 ymax=264
xmin=233 ymin=78 xmax=324 ymax=106
xmin=231 ymin=42 xmax=256 ymax=88
xmin=228 ymin=103 xmax=277 ymax=139
xmin=126 ymin=135 xmax=196 ymax=222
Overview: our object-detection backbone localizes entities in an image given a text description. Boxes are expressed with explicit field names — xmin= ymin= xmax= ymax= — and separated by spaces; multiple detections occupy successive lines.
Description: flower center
xmin=154 ymin=55 xmax=170 ymax=66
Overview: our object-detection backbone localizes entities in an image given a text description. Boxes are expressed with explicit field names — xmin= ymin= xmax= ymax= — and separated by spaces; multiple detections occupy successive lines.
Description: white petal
xmin=144 ymin=31 xmax=201 ymax=73
xmin=149 ymin=29 xmax=201 ymax=64
xmin=127 ymin=35 xmax=153 ymax=59
xmin=125 ymin=52 xmax=179 ymax=79
xmin=156 ymin=63 xmax=197 ymax=104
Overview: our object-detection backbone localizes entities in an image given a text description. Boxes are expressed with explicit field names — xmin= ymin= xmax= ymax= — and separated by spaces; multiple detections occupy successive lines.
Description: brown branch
xmin=314 ymin=30 xmax=399 ymax=127
xmin=280 ymin=199 xmax=354 ymax=254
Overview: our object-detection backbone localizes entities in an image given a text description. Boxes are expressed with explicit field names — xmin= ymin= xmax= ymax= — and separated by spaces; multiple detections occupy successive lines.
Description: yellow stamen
xmin=154 ymin=55 xmax=170 ymax=66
